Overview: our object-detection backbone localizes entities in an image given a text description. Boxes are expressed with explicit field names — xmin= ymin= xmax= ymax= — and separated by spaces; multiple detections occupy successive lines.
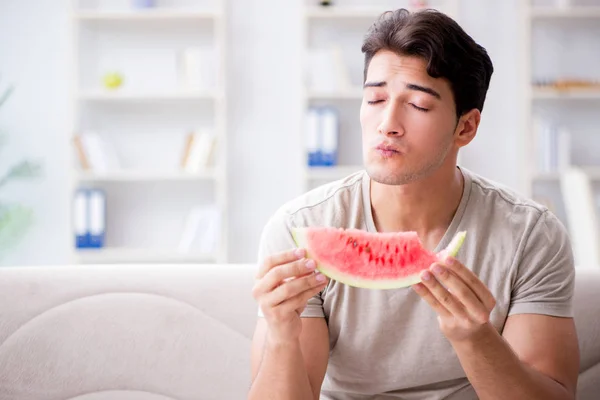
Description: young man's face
xmin=360 ymin=50 xmax=460 ymax=186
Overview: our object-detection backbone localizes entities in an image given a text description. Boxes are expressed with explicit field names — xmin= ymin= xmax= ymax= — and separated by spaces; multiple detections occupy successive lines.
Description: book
xmin=180 ymin=130 xmax=216 ymax=173
xmin=74 ymin=132 xmax=121 ymax=173
xmin=560 ymin=167 xmax=600 ymax=269
xmin=533 ymin=116 xmax=570 ymax=173
xmin=72 ymin=136 xmax=91 ymax=170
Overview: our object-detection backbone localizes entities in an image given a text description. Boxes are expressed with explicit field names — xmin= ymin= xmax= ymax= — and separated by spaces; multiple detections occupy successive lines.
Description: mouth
xmin=375 ymin=143 xmax=401 ymax=157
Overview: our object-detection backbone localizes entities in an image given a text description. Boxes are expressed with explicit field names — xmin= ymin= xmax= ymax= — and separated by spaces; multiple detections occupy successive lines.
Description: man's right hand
xmin=252 ymin=248 xmax=328 ymax=344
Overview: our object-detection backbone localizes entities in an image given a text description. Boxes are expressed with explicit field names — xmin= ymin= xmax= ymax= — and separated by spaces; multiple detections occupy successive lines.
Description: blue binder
xmin=74 ymin=188 xmax=106 ymax=249
xmin=88 ymin=189 xmax=106 ymax=248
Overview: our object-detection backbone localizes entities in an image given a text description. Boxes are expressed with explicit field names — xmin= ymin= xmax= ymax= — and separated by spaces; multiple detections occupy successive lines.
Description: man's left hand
xmin=412 ymin=256 xmax=497 ymax=344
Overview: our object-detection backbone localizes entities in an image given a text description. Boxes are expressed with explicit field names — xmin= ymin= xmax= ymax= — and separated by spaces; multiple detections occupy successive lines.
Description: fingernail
xmin=305 ymin=259 xmax=316 ymax=270
xmin=421 ymin=271 xmax=432 ymax=281
xmin=316 ymin=273 xmax=326 ymax=282
xmin=432 ymin=264 xmax=444 ymax=275
xmin=294 ymin=248 xmax=305 ymax=259
xmin=446 ymin=257 xmax=455 ymax=265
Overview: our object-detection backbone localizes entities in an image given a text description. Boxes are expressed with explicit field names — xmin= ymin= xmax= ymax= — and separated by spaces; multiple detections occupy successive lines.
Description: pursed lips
xmin=375 ymin=143 xmax=402 ymax=156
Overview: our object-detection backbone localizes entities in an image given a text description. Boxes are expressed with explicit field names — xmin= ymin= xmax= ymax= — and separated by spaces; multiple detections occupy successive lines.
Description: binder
xmin=88 ymin=189 xmax=106 ymax=249
xmin=74 ymin=189 xmax=89 ymax=249
xmin=305 ymin=106 xmax=339 ymax=167
xmin=306 ymin=108 xmax=322 ymax=166
xmin=320 ymin=107 xmax=339 ymax=167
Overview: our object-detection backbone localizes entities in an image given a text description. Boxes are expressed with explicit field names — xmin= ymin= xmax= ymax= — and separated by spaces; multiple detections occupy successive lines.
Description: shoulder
xmin=462 ymin=167 xmax=570 ymax=259
xmin=462 ymin=167 xmax=555 ymax=233
xmin=465 ymin=167 xmax=547 ymax=216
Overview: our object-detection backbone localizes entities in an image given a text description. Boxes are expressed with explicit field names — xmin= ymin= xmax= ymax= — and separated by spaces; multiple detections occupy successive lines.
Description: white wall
xmin=0 ymin=0 xmax=72 ymax=266
xmin=0 ymin=0 xmax=523 ymax=265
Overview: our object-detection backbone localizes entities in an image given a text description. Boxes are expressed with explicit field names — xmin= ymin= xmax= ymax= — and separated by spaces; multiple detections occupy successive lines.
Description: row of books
xmin=72 ymin=130 xmax=216 ymax=174
xmin=533 ymin=116 xmax=571 ymax=173
xmin=73 ymin=188 xmax=220 ymax=254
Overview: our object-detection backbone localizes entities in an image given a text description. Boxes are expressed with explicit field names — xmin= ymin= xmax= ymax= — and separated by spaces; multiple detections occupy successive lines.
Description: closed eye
xmin=410 ymin=103 xmax=429 ymax=112
xmin=367 ymin=100 xmax=384 ymax=105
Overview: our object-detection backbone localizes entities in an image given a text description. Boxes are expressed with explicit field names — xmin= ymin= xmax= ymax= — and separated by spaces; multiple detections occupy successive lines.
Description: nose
xmin=377 ymin=101 xmax=405 ymax=137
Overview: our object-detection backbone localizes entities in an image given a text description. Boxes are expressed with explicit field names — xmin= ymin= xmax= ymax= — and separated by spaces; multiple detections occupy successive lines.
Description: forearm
xmin=249 ymin=336 xmax=315 ymax=400
xmin=453 ymin=324 xmax=573 ymax=400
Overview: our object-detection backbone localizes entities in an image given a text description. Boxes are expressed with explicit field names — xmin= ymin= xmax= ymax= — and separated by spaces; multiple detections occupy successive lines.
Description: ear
xmin=454 ymin=109 xmax=480 ymax=148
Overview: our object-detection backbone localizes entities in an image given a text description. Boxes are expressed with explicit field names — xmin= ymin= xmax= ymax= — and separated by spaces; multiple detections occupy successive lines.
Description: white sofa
xmin=0 ymin=264 xmax=598 ymax=400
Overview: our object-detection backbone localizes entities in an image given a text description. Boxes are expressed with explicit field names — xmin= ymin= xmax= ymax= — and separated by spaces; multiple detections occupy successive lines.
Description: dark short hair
xmin=361 ymin=8 xmax=494 ymax=118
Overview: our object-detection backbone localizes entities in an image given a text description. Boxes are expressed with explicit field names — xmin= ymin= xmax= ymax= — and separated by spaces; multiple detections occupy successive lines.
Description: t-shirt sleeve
xmin=256 ymin=209 xmax=325 ymax=318
xmin=508 ymin=210 xmax=575 ymax=318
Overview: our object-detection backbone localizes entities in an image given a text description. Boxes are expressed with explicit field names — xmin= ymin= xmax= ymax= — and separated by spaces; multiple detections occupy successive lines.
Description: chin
xmin=364 ymin=160 xmax=418 ymax=186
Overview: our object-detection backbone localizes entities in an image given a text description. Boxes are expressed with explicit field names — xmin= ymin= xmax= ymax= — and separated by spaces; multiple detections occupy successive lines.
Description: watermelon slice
xmin=292 ymin=227 xmax=466 ymax=289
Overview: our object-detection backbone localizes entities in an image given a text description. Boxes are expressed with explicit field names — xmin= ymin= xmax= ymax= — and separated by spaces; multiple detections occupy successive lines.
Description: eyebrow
xmin=363 ymin=81 xmax=442 ymax=100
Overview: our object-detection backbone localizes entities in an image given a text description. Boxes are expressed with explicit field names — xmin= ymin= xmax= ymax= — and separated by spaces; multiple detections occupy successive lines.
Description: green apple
xmin=103 ymin=72 xmax=123 ymax=89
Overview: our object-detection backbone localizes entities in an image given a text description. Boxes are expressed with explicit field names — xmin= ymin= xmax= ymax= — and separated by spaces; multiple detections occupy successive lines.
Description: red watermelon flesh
xmin=292 ymin=227 xmax=466 ymax=289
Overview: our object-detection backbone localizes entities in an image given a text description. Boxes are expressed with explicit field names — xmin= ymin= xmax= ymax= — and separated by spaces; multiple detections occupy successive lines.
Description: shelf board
xmin=74 ymin=10 xmax=221 ymax=21
xmin=304 ymin=6 xmax=450 ymax=19
xmin=532 ymin=87 xmax=600 ymax=100
xmin=75 ymin=247 xmax=217 ymax=264
xmin=305 ymin=6 xmax=389 ymax=19
xmin=78 ymin=90 xmax=220 ymax=102
xmin=76 ymin=170 xmax=217 ymax=183
xmin=530 ymin=7 xmax=600 ymax=19
xmin=533 ymin=167 xmax=600 ymax=181
xmin=307 ymin=88 xmax=363 ymax=100
xmin=306 ymin=165 xmax=364 ymax=180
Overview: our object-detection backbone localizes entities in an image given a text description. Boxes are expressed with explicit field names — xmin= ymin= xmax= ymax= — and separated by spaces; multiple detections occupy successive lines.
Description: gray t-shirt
xmin=257 ymin=167 xmax=575 ymax=400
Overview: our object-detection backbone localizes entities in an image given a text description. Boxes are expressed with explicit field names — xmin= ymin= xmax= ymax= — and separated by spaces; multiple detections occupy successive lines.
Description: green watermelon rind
xmin=292 ymin=228 xmax=467 ymax=290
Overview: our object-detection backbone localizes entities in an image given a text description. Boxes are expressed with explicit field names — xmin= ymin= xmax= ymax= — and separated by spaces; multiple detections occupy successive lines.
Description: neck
xmin=370 ymin=164 xmax=464 ymax=249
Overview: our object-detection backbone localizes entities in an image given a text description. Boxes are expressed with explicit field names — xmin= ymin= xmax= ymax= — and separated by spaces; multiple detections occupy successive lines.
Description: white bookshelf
xmin=532 ymin=87 xmax=600 ymax=100
xmin=533 ymin=167 xmax=600 ymax=182
xmin=530 ymin=6 xmax=600 ymax=18
xmin=520 ymin=0 xmax=600 ymax=196
xmin=74 ymin=10 xmax=221 ymax=21
xmin=519 ymin=0 xmax=600 ymax=266
xmin=76 ymin=170 xmax=217 ymax=182
xmin=300 ymin=1 xmax=460 ymax=191
xmin=78 ymin=90 xmax=222 ymax=101
xmin=68 ymin=0 xmax=228 ymax=264
xmin=305 ymin=6 xmax=402 ymax=19
xmin=75 ymin=247 xmax=217 ymax=264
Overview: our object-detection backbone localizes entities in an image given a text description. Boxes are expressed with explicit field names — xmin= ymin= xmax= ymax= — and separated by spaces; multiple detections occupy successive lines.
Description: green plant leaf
xmin=0 ymin=160 xmax=43 ymax=189
xmin=0 ymin=85 xmax=14 ymax=110
xmin=0 ymin=204 xmax=34 ymax=254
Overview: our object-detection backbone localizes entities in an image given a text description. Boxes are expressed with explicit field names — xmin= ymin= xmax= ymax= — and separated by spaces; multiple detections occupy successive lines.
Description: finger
xmin=420 ymin=270 xmax=470 ymax=320
xmin=257 ymin=248 xmax=305 ymax=279
xmin=278 ymin=280 xmax=328 ymax=315
xmin=253 ymin=258 xmax=317 ymax=298
xmin=442 ymin=257 xmax=496 ymax=311
xmin=430 ymin=264 xmax=489 ymax=323
xmin=412 ymin=282 xmax=452 ymax=318
xmin=265 ymin=271 xmax=327 ymax=307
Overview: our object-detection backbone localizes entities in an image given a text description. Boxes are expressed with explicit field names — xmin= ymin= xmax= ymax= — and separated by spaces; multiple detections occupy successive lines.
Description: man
xmin=249 ymin=8 xmax=579 ymax=400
